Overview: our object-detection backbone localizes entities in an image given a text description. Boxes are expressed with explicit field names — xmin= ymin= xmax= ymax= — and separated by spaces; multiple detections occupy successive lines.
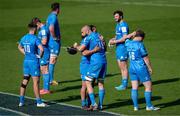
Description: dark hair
xmin=113 ymin=10 xmax=123 ymax=18
xmin=51 ymin=2 xmax=60 ymax=11
xmin=31 ymin=17 xmax=41 ymax=25
xmin=135 ymin=29 xmax=145 ymax=38
xmin=89 ymin=24 xmax=96 ymax=32
xmin=28 ymin=23 xmax=37 ymax=29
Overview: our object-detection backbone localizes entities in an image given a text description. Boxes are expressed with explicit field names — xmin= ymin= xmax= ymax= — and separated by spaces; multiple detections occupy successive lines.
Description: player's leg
xmin=115 ymin=46 xmax=128 ymax=90
xmin=19 ymin=75 xmax=30 ymax=106
xmin=49 ymin=41 xmax=61 ymax=85
xmin=143 ymin=81 xmax=160 ymax=111
xmin=80 ymin=79 xmax=87 ymax=109
xmin=98 ymin=80 xmax=105 ymax=110
xmin=32 ymin=76 xmax=46 ymax=107
xmin=19 ymin=60 xmax=30 ymax=106
xmin=31 ymin=61 xmax=47 ymax=107
xmin=40 ymin=65 xmax=50 ymax=95
xmin=49 ymin=55 xmax=58 ymax=85
xmin=85 ymin=63 xmax=103 ymax=111
xmin=140 ymin=68 xmax=160 ymax=111
xmin=115 ymin=60 xmax=128 ymax=90
xmin=97 ymin=63 xmax=106 ymax=110
xmin=131 ymin=80 xmax=139 ymax=111
xmin=85 ymin=79 xmax=98 ymax=110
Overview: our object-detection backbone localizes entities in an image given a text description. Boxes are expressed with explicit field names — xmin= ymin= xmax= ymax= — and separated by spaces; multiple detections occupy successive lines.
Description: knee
xmin=50 ymin=57 xmax=57 ymax=64
xmin=98 ymin=82 xmax=104 ymax=90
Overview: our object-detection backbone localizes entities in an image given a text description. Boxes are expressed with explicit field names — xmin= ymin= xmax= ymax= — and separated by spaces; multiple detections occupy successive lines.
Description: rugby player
xmin=18 ymin=23 xmax=46 ymax=107
xmin=46 ymin=2 xmax=61 ymax=85
xmin=109 ymin=10 xmax=129 ymax=90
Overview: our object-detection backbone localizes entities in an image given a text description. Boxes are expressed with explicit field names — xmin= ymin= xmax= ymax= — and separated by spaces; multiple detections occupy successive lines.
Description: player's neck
xmin=133 ymin=37 xmax=142 ymax=41
xmin=52 ymin=11 xmax=58 ymax=15
xmin=29 ymin=30 xmax=35 ymax=35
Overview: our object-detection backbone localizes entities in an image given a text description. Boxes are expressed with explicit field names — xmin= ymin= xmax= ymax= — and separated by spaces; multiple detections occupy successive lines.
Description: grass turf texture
xmin=0 ymin=0 xmax=180 ymax=115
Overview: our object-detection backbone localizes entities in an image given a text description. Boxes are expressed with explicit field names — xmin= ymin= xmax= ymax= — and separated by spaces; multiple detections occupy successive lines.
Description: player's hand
xmin=109 ymin=39 xmax=116 ymax=45
xmin=99 ymin=35 xmax=104 ymax=40
xmin=73 ymin=42 xmax=78 ymax=48
xmin=93 ymin=46 xmax=100 ymax=52
xmin=148 ymin=68 xmax=153 ymax=75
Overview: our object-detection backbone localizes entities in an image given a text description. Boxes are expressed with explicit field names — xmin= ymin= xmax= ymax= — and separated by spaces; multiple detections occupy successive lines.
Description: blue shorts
xmin=49 ymin=38 xmax=61 ymax=56
xmin=116 ymin=44 xmax=128 ymax=61
xmin=40 ymin=47 xmax=50 ymax=66
xmin=86 ymin=63 xmax=107 ymax=81
xmin=129 ymin=64 xmax=151 ymax=83
xmin=80 ymin=62 xmax=89 ymax=81
xmin=23 ymin=60 xmax=40 ymax=77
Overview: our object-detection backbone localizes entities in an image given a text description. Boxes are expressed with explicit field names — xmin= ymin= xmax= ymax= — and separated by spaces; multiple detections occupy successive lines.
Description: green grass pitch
xmin=0 ymin=0 xmax=180 ymax=115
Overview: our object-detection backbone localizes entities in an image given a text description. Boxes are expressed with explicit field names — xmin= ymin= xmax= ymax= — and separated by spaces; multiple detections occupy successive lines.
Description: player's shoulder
xmin=121 ymin=21 xmax=128 ymax=27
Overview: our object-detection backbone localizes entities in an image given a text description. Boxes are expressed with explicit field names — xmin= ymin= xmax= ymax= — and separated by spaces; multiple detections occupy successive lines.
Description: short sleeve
xmin=49 ymin=15 xmax=56 ymax=26
xmin=81 ymin=36 xmax=90 ymax=47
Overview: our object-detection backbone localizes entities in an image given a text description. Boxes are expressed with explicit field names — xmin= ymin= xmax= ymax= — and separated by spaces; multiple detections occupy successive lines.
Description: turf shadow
xmin=156 ymin=99 xmax=180 ymax=108
xmin=127 ymin=77 xmax=180 ymax=89
xmin=52 ymin=85 xmax=82 ymax=93
xmin=106 ymin=73 xmax=121 ymax=78
xmin=59 ymin=78 xmax=81 ymax=84
xmin=103 ymin=96 xmax=162 ymax=110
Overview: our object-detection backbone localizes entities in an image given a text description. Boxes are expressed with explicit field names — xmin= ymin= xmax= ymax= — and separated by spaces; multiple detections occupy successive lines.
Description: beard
xmin=81 ymin=34 xmax=88 ymax=39
xmin=115 ymin=18 xmax=121 ymax=22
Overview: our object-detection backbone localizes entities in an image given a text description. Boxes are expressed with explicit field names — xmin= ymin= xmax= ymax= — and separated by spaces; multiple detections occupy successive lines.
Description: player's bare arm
xmin=49 ymin=25 xmax=58 ymax=40
xmin=38 ymin=44 xmax=44 ymax=58
xmin=82 ymin=45 xmax=100 ymax=56
xmin=143 ymin=56 xmax=153 ymax=75
xmin=18 ymin=44 xmax=25 ymax=55
xmin=73 ymin=43 xmax=86 ymax=52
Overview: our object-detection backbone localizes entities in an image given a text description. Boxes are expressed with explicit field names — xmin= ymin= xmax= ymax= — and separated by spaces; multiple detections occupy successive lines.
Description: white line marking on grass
xmin=122 ymin=2 xmax=180 ymax=8
xmin=0 ymin=91 xmax=122 ymax=116
xmin=0 ymin=107 xmax=29 ymax=116
xmin=61 ymin=0 xmax=180 ymax=8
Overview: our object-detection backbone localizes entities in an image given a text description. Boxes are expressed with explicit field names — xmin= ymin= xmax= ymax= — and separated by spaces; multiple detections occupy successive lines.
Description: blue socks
xmin=36 ymin=98 xmax=42 ymax=104
xmin=89 ymin=93 xmax=96 ymax=106
xmin=145 ymin=91 xmax=152 ymax=107
xmin=43 ymin=73 xmax=50 ymax=90
xmin=99 ymin=89 xmax=105 ymax=107
xmin=19 ymin=96 xmax=24 ymax=103
xmin=122 ymin=78 xmax=128 ymax=87
xmin=81 ymin=99 xmax=86 ymax=107
xmin=49 ymin=64 xmax=55 ymax=82
xmin=131 ymin=89 xmax=138 ymax=108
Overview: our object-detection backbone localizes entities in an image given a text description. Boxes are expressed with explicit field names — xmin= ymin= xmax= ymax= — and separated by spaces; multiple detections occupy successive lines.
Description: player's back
xmin=19 ymin=34 xmax=40 ymax=61
xmin=89 ymin=32 xmax=107 ymax=64
xmin=126 ymin=40 xmax=148 ymax=67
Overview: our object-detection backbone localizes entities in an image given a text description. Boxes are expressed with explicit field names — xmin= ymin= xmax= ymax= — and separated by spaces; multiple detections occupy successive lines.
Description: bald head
xmin=81 ymin=25 xmax=91 ymax=38
xmin=81 ymin=25 xmax=91 ymax=33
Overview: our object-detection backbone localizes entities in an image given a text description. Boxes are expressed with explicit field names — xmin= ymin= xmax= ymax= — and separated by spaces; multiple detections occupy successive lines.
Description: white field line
xmin=0 ymin=91 xmax=122 ymax=116
xmin=0 ymin=106 xmax=29 ymax=116
xmin=61 ymin=0 xmax=180 ymax=8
